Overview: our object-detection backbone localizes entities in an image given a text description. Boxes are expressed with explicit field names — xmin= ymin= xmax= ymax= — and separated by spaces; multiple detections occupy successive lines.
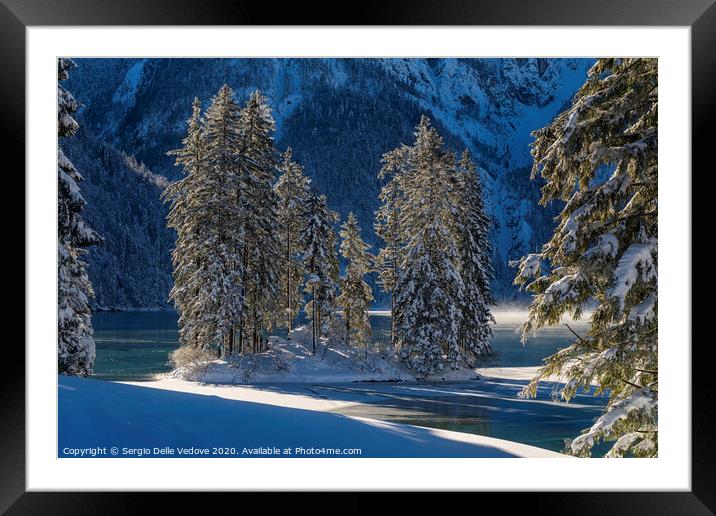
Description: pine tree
xmin=389 ymin=117 xmax=470 ymax=374
xmin=164 ymin=85 xmax=245 ymax=356
xmin=163 ymin=97 xmax=205 ymax=349
xmin=234 ymin=90 xmax=281 ymax=354
xmin=394 ymin=221 xmax=463 ymax=374
xmin=58 ymin=58 xmax=102 ymax=376
xmin=374 ymin=145 xmax=410 ymax=352
xmin=453 ymin=150 xmax=495 ymax=366
xmin=337 ymin=213 xmax=374 ymax=354
xmin=274 ymin=148 xmax=312 ymax=333
xmin=514 ymin=58 xmax=658 ymax=457
xmin=300 ymin=192 xmax=340 ymax=354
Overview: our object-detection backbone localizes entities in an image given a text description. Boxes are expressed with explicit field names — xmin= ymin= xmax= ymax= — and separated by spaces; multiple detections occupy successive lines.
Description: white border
xmin=27 ymin=27 xmax=691 ymax=491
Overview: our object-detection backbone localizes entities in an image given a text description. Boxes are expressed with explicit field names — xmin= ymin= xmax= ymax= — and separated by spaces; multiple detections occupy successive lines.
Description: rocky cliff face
xmin=64 ymin=57 xmax=593 ymax=309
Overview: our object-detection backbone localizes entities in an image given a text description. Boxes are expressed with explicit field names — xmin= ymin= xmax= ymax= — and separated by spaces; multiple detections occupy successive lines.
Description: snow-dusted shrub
xmin=169 ymin=346 xmax=213 ymax=379
xmin=271 ymin=348 xmax=292 ymax=372
xmin=169 ymin=345 xmax=211 ymax=368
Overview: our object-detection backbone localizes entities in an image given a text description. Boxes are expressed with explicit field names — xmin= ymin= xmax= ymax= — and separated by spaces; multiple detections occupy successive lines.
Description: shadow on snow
xmin=57 ymin=375 xmax=571 ymax=458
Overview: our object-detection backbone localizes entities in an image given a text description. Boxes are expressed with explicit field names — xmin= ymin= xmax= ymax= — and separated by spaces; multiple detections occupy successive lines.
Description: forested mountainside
xmin=63 ymin=57 xmax=594 ymax=309
xmin=62 ymin=127 xmax=174 ymax=309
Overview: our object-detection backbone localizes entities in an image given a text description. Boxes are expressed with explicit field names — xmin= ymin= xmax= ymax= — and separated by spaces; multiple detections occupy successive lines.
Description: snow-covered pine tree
xmin=391 ymin=116 xmax=465 ymax=374
xmin=514 ymin=58 xmax=658 ymax=457
xmin=165 ymin=85 xmax=245 ymax=356
xmin=374 ymin=145 xmax=410 ymax=352
xmin=163 ymin=97 xmax=205 ymax=350
xmin=337 ymin=213 xmax=374 ymax=353
xmin=274 ymin=148 xmax=312 ymax=334
xmin=235 ymin=90 xmax=281 ymax=354
xmin=395 ymin=221 xmax=463 ymax=374
xmin=58 ymin=58 xmax=103 ymax=376
xmin=453 ymin=150 xmax=495 ymax=366
xmin=300 ymin=192 xmax=340 ymax=354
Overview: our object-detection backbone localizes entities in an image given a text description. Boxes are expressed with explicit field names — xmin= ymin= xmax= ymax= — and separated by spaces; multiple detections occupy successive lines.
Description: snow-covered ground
xmin=61 ymin=315 xmax=605 ymax=459
xmin=167 ymin=325 xmax=486 ymax=385
xmin=58 ymin=375 xmax=568 ymax=458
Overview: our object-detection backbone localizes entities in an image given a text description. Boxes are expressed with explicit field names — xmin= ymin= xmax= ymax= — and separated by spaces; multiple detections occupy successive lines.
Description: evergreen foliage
xmin=454 ymin=150 xmax=496 ymax=364
xmin=62 ymin=132 xmax=174 ymax=310
xmin=374 ymin=146 xmax=410 ymax=350
xmin=163 ymin=98 xmax=206 ymax=348
xmin=300 ymin=192 xmax=340 ymax=354
xmin=378 ymin=116 xmax=494 ymax=374
xmin=165 ymin=87 xmax=337 ymax=356
xmin=234 ymin=91 xmax=282 ymax=354
xmin=58 ymin=58 xmax=102 ymax=376
xmin=514 ymin=58 xmax=658 ymax=457
xmin=164 ymin=86 xmax=247 ymax=354
xmin=337 ymin=213 xmax=374 ymax=352
xmin=274 ymin=148 xmax=312 ymax=333
xmin=64 ymin=58 xmax=594 ymax=307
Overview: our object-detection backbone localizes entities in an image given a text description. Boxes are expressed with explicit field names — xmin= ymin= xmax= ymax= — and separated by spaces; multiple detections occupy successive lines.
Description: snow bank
xmin=167 ymin=325 xmax=483 ymax=384
xmin=59 ymin=375 xmax=567 ymax=458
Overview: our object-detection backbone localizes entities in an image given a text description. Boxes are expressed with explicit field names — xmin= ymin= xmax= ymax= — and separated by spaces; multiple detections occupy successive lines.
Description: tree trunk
xmin=390 ymin=293 xmax=396 ymax=352
xmin=238 ymin=245 xmax=249 ymax=354
xmin=317 ymin=311 xmax=322 ymax=341
xmin=312 ymin=283 xmax=317 ymax=355
xmin=286 ymin=224 xmax=292 ymax=335
xmin=391 ymin=203 xmax=399 ymax=353
xmin=238 ymin=320 xmax=244 ymax=355
xmin=345 ymin=308 xmax=351 ymax=348
xmin=228 ymin=327 xmax=234 ymax=355
xmin=252 ymin=288 xmax=258 ymax=354
xmin=310 ymin=256 xmax=317 ymax=355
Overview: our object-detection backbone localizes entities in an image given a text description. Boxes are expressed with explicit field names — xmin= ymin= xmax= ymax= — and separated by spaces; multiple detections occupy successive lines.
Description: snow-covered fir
xmin=274 ymin=148 xmax=312 ymax=332
xmin=58 ymin=59 xmax=102 ymax=376
xmin=337 ymin=213 xmax=374 ymax=353
xmin=233 ymin=90 xmax=282 ymax=354
xmin=385 ymin=117 xmax=495 ymax=374
xmin=454 ymin=150 xmax=496 ymax=364
xmin=374 ymin=144 xmax=409 ymax=350
xmin=514 ymin=58 xmax=658 ymax=458
xmin=300 ymin=192 xmax=340 ymax=354
xmin=164 ymin=86 xmax=247 ymax=354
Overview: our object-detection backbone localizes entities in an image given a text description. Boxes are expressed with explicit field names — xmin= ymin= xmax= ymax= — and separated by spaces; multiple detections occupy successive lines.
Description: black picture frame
xmin=6 ymin=0 xmax=711 ymax=512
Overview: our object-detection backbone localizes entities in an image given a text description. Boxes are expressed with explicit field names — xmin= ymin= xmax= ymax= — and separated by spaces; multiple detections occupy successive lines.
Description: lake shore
xmin=110 ymin=363 xmax=604 ymax=456
xmin=60 ymin=375 xmax=570 ymax=458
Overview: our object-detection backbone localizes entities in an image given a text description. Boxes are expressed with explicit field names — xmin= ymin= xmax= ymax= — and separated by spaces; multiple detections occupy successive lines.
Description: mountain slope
xmin=64 ymin=57 xmax=594 ymax=308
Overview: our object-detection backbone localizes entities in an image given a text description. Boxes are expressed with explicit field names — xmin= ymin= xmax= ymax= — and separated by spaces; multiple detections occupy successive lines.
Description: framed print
xmin=6 ymin=0 xmax=713 ymax=512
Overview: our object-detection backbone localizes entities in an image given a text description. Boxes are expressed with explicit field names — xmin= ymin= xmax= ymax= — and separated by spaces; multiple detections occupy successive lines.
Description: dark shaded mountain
xmin=62 ymin=126 xmax=174 ymax=309
xmin=63 ymin=58 xmax=594 ymax=309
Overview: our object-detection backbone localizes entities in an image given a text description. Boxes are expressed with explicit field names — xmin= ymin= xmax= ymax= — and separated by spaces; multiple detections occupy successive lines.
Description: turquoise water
xmin=91 ymin=311 xmax=584 ymax=381
xmin=91 ymin=311 xmax=180 ymax=381
xmin=91 ymin=310 xmax=607 ymax=455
